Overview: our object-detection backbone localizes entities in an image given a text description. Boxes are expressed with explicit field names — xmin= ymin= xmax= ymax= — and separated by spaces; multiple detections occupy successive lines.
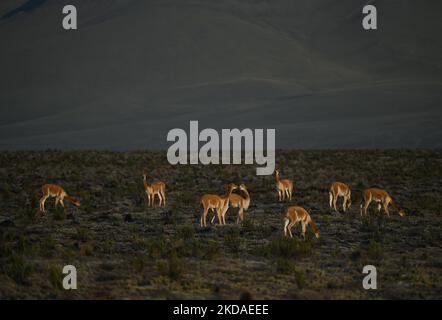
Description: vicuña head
xmin=314 ymin=227 xmax=320 ymax=239
xmin=69 ymin=197 xmax=81 ymax=207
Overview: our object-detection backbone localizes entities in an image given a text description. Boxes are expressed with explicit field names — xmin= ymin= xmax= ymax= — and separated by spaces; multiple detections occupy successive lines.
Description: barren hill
xmin=0 ymin=0 xmax=441 ymax=149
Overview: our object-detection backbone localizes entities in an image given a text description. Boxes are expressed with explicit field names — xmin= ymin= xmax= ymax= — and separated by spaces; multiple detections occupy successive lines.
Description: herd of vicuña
xmin=38 ymin=169 xmax=405 ymax=240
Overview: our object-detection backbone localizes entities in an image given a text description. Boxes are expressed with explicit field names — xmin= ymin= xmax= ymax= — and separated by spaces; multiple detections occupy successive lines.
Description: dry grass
xmin=0 ymin=150 xmax=441 ymax=299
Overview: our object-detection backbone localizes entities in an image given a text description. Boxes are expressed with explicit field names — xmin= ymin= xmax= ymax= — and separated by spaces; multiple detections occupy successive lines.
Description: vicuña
xmin=200 ymin=183 xmax=237 ymax=227
xmin=360 ymin=188 xmax=405 ymax=217
xmin=39 ymin=184 xmax=81 ymax=214
xmin=283 ymin=206 xmax=320 ymax=239
xmin=329 ymin=182 xmax=351 ymax=212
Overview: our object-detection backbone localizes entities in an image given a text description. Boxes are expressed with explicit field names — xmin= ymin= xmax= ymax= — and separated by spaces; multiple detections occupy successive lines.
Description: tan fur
xmin=329 ymin=182 xmax=352 ymax=212
xmin=283 ymin=206 xmax=320 ymax=239
xmin=216 ymin=183 xmax=251 ymax=224
xmin=143 ymin=172 xmax=166 ymax=207
xmin=360 ymin=188 xmax=405 ymax=217
xmin=200 ymin=183 xmax=237 ymax=227
xmin=39 ymin=184 xmax=80 ymax=213
xmin=275 ymin=169 xmax=294 ymax=202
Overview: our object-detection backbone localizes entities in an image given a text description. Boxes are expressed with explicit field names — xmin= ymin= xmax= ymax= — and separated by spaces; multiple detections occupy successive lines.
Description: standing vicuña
xmin=275 ymin=169 xmax=293 ymax=201
xmin=360 ymin=188 xmax=405 ymax=217
xmin=329 ymin=182 xmax=352 ymax=212
xmin=143 ymin=171 xmax=166 ymax=207
xmin=229 ymin=184 xmax=251 ymax=224
xmin=212 ymin=183 xmax=251 ymax=224
xmin=283 ymin=206 xmax=320 ymax=239
xmin=39 ymin=184 xmax=81 ymax=213
xmin=200 ymin=183 xmax=237 ymax=227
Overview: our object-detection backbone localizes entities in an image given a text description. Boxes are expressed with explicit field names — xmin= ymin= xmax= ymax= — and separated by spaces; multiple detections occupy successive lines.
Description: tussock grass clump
xmin=146 ymin=237 xmax=168 ymax=258
xmin=223 ymin=227 xmax=242 ymax=252
xmin=2 ymin=254 xmax=33 ymax=284
xmin=36 ymin=235 xmax=58 ymax=258
xmin=131 ymin=234 xmax=150 ymax=250
xmin=275 ymin=258 xmax=297 ymax=274
xmin=423 ymin=226 xmax=441 ymax=245
xmin=275 ymin=258 xmax=306 ymax=289
xmin=181 ymin=239 xmax=221 ymax=260
xmin=360 ymin=214 xmax=386 ymax=242
xmin=178 ymin=192 xmax=199 ymax=207
xmin=16 ymin=234 xmax=32 ymax=254
xmin=241 ymin=218 xmax=255 ymax=232
xmin=157 ymin=251 xmax=184 ymax=281
xmin=48 ymin=264 xmax=64 ymax=290
xmin=52 ymin=207 xmax=67 ymax=221
xmin=73 ymin=227 xmax=90 ymax=242
xmin=294 ymin=268 xmax=306 ymax=290
xmin=143 ymin=231 xmax=221 ymax=261
xmin=22 ymin=204 xmax=39 ymax=221
xmin=176 ymin=225 xmax=196 ymax=240
xmin=162 ymin=210 xmax=180 ymax=225
xmin=97 ymin=239 xmax=116 ymax=254
xmin=257 ymin=237 xmax=314 ymax=259
xmin=366 ymin=241 xmax=384 ymax=260
xmin=131 ymin=254 xmax=149 ymax=273
xmin=80 ymin=244 xmax=94 ymax=256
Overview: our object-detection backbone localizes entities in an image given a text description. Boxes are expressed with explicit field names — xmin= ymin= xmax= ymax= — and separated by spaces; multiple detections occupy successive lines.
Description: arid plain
xmin=0 ymin=150 xmax=441 ymax=299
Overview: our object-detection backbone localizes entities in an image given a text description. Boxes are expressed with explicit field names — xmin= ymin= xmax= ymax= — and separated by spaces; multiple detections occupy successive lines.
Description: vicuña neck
xmin=242 ymin=188 xmax=250 ymax=200
xmin=224 ymin=188 xmax=234 ymax=199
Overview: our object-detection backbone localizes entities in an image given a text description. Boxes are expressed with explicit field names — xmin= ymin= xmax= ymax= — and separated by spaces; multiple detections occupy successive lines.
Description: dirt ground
xmin=0 ymin=150 xmax=441 ymax=299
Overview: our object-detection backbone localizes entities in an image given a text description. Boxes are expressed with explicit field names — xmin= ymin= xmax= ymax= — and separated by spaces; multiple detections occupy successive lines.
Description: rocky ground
xmin=0 ymin=150 xmax=441 ymax=299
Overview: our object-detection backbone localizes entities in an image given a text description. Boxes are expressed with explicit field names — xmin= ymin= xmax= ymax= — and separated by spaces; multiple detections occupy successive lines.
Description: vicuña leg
xmin=161 ymin=191 xmax=166 ymax=206
xmin=284 ymin=218 xmax=290 ymax=237
xmin=201 ymin=204 xmax=209 ymax=228
xmin=329 ymin=192 xmax=333 ymax=209
xmin=301 ymin=221 xmax=307 ymax=239
xmin=363 ymin=195 xmax=371 ymax=216
xmin=39 ymin=195 xmax=49 ymax=212
xmin=383 ymin=201 xmax=390 ymax=217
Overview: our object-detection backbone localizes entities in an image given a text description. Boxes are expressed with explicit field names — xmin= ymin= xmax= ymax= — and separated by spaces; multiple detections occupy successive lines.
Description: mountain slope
xmin=0 ymin=0 xmax=441 ymax=149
